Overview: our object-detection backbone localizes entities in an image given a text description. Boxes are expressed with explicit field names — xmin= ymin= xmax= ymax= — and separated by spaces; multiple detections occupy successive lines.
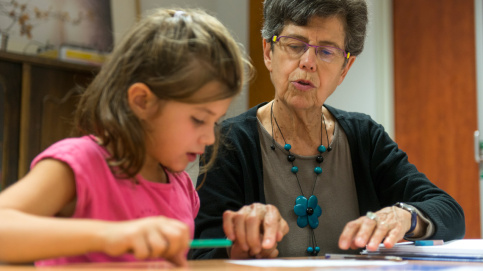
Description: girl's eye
xmin=192 ymin=117 xmax=205 ymax=125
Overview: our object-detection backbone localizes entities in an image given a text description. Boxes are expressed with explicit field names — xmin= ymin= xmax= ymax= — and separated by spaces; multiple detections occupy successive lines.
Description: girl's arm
xmin=0 ymin=159 xmax=190 ymax=266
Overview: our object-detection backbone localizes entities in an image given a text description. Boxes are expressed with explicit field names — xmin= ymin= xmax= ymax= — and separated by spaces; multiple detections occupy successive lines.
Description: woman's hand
xmin=222 ymin=203 xmax=289 ymax=259
xmin=338 ymin=206 xmax=418 ymax=251
xmin=97 ymin=216 xmax=190 ymax=267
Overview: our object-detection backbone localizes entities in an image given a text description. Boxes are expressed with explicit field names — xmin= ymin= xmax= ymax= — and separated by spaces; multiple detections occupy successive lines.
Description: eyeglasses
xmin=272 ymin=35 xmax=350 ymax=63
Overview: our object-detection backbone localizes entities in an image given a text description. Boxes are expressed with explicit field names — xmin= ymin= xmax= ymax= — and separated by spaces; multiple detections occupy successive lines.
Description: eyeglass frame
xmin=271 ymin=35 xmax=350 ymax=61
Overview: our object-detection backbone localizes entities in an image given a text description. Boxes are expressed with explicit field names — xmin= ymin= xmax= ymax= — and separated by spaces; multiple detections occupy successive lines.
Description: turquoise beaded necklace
xmin=270 ymin=102 xmax=331 ymax=256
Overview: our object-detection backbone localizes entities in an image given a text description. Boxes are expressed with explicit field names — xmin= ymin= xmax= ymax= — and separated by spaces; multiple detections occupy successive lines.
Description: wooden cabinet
xmin=0 ymin=51 xmax=98 ymax=190
xmin=393 ymin=0 xmax=480 ymax=238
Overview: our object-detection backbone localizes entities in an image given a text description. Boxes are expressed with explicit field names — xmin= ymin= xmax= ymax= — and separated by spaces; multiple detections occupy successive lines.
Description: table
xmin=2 ymin=258 xmax=483 ymax=270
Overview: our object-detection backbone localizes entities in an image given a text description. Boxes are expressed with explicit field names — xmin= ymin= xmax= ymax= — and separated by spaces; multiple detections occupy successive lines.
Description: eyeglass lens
xmin=278 ymin=36 xmax=343 ymax=63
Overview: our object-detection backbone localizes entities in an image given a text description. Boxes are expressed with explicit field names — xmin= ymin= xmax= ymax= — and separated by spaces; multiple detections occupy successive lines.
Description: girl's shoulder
xmin=42 ymin=135 xmax=97 ymax=148
xmin=31 ymin=135 xmax=107 ymax=169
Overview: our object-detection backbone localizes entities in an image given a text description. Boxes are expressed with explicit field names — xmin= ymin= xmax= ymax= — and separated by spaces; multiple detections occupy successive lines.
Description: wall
xmin=110 ymin=0 xmax=137 ymax=45
xmin=325 ymin=0 xmax=393 ymax=138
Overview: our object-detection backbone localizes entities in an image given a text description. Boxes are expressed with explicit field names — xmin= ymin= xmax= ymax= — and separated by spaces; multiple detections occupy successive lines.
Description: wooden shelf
xmin=0 ymin=51 xmax=99 ymax=189
xmin=0 ymin=51 xmax=98 ymax=72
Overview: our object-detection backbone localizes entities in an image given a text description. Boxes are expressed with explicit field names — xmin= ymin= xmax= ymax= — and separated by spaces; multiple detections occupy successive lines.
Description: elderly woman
xmin=191 ymin=0 xmax=465 ymax=259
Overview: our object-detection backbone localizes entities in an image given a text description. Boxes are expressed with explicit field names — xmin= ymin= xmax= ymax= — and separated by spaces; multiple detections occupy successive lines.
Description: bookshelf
xmin=0 ymin=51 xmax=98 ymax=190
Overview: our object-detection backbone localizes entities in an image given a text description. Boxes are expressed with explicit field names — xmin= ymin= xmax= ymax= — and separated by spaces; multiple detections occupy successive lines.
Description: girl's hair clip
xmin=174 ymin=10 xmax=186 ymax=18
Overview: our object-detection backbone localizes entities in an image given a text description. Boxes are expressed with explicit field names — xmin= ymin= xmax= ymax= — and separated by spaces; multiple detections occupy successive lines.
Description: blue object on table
xmin=190 ymin=239 xmax=233 ymax=248
xmin=414 ymin=240 xmax=444 ymax=246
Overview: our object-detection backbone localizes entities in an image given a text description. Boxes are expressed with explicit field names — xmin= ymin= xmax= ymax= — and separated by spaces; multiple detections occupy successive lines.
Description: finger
xmin=260 ymin=205 xmax=279 ymax=250
xmin=256 ymin=246 xmax=279 ymax=259
xmin=223 ymin=210 xmax=236 ymax=241
xmin=268 ymin=248 xmax=279 ymax=258
xmin=349 ymin=242 xmax=360 ymax=250
xmin=366 ymin=221 xmax=390 ymax=251
xmin=131 ymin=234 xmax=150 ymax=260
xmin=382 ymin=227 xmax=404 ymax=249
xmin=233 ymin=211 xmax=249 ymax=251
xmin=166 ymin=252 xmax=188 ymax=267
xmin=278 ymin=218 xmax=289 ymax=241
xmin=161 ymin=222 xmax=189 ymax=259
xmin=229 ymin=241 xmax=251 ymax=259
xmin=353 ymin=216 xmax=378 ymax=248
xmin=146 ymin=228 xmax=168 ymax=258
xmin=338 ymin=219 xmax=362 ymax=250
xmin=245 ymin=213 xmax=263 ymax=255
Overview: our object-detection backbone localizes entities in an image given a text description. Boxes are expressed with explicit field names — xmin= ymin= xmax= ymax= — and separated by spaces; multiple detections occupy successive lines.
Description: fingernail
xmin=263 ymin=238 xmax=271 ymax=246
xmin=340 ymin=241 xmax=347 ymax=248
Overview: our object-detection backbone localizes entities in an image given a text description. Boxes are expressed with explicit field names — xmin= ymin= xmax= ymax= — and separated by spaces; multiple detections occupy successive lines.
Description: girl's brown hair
xmin=74 ymin=8 xmax=251 ymax=179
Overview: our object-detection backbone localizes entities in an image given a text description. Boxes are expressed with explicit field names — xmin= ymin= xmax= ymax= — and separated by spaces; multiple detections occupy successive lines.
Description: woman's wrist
xmin=393 ymin=202 xmax=417 ymax=238
xmin=412 ymin=216 xmax=428 ymax=238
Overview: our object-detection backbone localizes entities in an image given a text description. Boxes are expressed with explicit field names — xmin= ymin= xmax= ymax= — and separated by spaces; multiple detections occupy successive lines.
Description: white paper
xmin=363 ymin=239 xmax=483 ymax=258
xmin=228 ymin=259 xmax=407 ymax=268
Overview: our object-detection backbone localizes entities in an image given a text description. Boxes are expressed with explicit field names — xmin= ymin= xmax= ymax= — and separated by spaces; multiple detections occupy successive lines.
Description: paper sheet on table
xmin=362 ymin=239 xmax=483 ymax=260
xmin=228 ymin=259 xmax=407 ymax=268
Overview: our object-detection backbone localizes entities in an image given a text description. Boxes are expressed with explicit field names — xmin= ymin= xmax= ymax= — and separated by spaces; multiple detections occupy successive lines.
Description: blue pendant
xmin=294 ymin=195 xmax=322 ymax=229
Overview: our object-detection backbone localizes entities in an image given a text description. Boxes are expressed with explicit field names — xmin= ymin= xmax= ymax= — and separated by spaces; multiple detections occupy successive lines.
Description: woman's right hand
xmin=228 ymin=237 xmax=280 ymax=259
xmin=222 ymin=203 xmax=289 ymax=259
xmin=97 ymin=216 xmax=190 ymax=267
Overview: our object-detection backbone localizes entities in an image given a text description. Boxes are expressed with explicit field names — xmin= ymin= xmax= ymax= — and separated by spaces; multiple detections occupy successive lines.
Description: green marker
xmin=190 ymin=239 xmax=233 ymax=248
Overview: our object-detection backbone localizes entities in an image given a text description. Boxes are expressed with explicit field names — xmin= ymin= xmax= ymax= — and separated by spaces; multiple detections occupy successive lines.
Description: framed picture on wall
xmin=0 ymin=0 xmax=113 ymax=55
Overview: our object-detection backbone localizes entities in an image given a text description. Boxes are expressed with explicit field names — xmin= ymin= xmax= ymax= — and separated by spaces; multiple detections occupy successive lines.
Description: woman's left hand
xmin=338 ymin=206 xmax=413 ymax=251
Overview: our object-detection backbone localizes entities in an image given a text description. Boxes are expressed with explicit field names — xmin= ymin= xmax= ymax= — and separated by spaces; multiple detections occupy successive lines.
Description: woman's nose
xmin=299 ymin=47 xmax=317 ymax=71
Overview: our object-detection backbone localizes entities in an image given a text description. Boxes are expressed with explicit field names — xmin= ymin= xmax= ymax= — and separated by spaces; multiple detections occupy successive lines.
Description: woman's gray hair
xmin=262 ymin=0 xmax=368 ymax=56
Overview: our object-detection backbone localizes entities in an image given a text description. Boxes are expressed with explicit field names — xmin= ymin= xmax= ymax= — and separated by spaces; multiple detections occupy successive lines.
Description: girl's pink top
xmin=31 ymin=136 xmax=199 ymax=266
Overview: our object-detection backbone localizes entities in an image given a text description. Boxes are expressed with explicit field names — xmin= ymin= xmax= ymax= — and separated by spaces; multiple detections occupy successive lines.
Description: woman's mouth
xmin=292 ymin=80 xmax=315 ymax=91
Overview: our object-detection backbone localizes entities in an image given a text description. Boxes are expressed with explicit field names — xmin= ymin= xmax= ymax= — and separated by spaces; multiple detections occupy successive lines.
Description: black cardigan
xmin=191 ymin=103 xmax=465 ymax=259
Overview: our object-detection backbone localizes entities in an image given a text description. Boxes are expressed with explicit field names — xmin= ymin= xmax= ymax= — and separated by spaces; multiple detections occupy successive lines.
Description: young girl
xmin=0 ymin=8 xmax=248 ymax=267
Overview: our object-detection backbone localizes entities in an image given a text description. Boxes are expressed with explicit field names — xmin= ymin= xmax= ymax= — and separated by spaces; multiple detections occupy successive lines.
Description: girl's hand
xmin=222 ymin=203 xmax=289 ymax=259
xmin=97 ymin=216 xmax=190 ymax=266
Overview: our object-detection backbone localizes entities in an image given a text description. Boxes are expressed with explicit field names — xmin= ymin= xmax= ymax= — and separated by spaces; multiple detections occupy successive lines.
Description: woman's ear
xmin=263 ymin=39 xmax=273 ymax=72
xmin=338 ymin=56 xmax=356 ymax=86
xmin=127 ymin=83 xmax=157 ymax=119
